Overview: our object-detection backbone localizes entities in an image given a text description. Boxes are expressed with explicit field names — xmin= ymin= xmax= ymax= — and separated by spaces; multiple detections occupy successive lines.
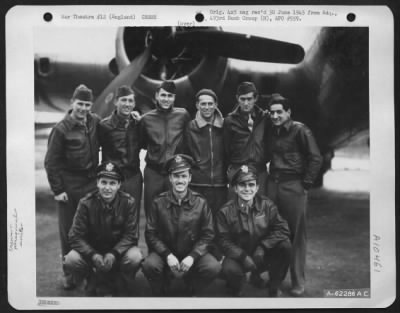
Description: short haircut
xmin=267 ymin=93 xmax=291 ymax=111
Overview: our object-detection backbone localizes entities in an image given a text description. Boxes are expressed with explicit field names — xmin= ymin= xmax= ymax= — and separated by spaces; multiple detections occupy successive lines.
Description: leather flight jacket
xmin=145 ymin=189 xmax=215 ymax=261
xmin=99 ymin=110 xmax=141 ymax=178
xmin=185 ymin=109 xmax=227 ymax=187
xmin=216 ymin=194 xmax=290 ymax=262
xmin=44 ymin=110 xmax=100 ymax=195
xmin=68 ymin=190 xmax=139 ymax=262
xmin=139 ymin=107 xmax=190 ymax=173
xmin=223 ymin=105 xmax=270 ymax=169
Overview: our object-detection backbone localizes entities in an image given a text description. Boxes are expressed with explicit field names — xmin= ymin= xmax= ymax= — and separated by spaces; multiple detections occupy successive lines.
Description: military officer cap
xmin=236 ymin=81 xmax=258 ymax=96
xmin=231 ymin=164 xmax=258 ymax=185
xmin=96 ymin=162 xmax=124 ymax=181
xmin=158 ymin=80 xmax=176 ymax=94
xmin=165 ymin=154 xmax=195 ymax=174
xmin=116 ymin=85 xmax=134 ymax=99
xmin=72 ymin=84 xmax=93 ymax=102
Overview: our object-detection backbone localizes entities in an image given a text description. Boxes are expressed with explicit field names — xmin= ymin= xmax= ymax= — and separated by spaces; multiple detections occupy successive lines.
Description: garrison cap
xmin=158 ymin=80 xmax=176 ymax=94
xmin=96 ymin=162 xmax=124 ymax=181
xmin=236 ymin=81 xmax=258 ymax=96
xmin=165 ymin=154 xmax=195 ymax=174
xmin=72 ymin=84 xmax=93 ymax=102
xmin=196 ymin=88 xmax=218 ymax=102
xmin=231 ymin=164 xmax=258 ymax=186
xmin=116 ymin=85 xmax=134 ymax=99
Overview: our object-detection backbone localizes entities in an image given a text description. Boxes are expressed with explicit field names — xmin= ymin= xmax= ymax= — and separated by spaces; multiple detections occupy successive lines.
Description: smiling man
xmin=99 ymin=86 xmax=142 ymax=224
xmin=139 ymin=81 xmax=191 ymax=218
xmin=44 ymin=84 xmax=100 ymax=289
xmin=216 ymin=165 xmax=291 ymax=297
xmin=265 ymin=93 xmax=322 ymax=297
xmin=65 ymin=162 xmax=143 ymax=297
xmin=142 ymin=154 xmax=221 ymax=296
xmin=223 ymin=82 xmax=270 ymax=197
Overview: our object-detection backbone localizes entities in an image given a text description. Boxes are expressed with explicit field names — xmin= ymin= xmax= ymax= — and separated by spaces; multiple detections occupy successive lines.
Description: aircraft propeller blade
xmin=175 ymin=29 xmax=305 ymax=64
xmin=92 ymin=45 xmax=151 ymax=117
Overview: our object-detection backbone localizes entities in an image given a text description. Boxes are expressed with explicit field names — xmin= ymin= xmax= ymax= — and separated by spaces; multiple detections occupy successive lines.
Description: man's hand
xmin=167 ymin=254 xmax=180 ymax=272
xmin=103 ymin=253 xmax=116 ymax=272
xmin=54 ymin=192 xmax=68 ymax=202
xmin=180 ymin=256 xmax=194 ymax=273
xmin=92 ymin=253 xmax=105 ymax=271
xmin=253 ymin=246 xmax=265 ymax=268
xmin=243 ymin=255 xmax=257 ymax=272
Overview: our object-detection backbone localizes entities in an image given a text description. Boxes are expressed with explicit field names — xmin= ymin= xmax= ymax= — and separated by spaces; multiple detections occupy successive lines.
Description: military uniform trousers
xmin=267 ymin=178 xmax=307 ymax=289
xmin=142 ymin=252 xmax=221 ymax=296
xmin=143 ymin=166 xmax=170 ymax=217
xmin=57 ymin=172 xmax=96 ymax=260
xmin=221 ymin=240 xmax=291 ymax=292
xmin=63 ymin=247 xmax=143 ymax=294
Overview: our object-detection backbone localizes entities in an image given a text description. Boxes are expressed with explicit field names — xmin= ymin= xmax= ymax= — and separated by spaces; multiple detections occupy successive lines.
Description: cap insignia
xmin=241 ymin=165 xmax=249 ymax=173
xmin=175 ymin=155 xmax=183 ymax=163
xmin=106 ymin=163 xmax=114 ymax=172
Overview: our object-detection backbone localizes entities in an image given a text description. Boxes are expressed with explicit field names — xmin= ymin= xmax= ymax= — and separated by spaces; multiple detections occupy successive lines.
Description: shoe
xmin=226 ymin=281 xmax=244 ymax=297
xmin=249 ymin=272 xmax=266 ymax=288
xmin=62 ymin=273 xmax=76 ymax=290
xmin=290 ymin=285 xmax=305 ymax=297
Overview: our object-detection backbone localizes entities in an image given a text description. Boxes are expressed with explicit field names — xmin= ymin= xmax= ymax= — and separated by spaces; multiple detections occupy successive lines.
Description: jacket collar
xmin=273 ymin=118 xmax=293 ymax=133
xmin=166 ymin=189 xmax=196 ymax=208
xmin=230 ymin=104 xmax=265 ymax=120
xmin=96 ymin=191 xmax=120 ymax=212
xmin=235 ymin=194 xmax=263 ymax=214
xmin=195 ymin=108 xmax=224 ymax=128
xmin=109 ymin=110 xmax=139 ymax=128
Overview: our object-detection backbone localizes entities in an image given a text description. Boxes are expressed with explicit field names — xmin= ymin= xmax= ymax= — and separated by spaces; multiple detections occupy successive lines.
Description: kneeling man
xmin=216 ymin=165 xmax=291 ymax=297
xmin=142 ymin=154 xmax=221 ymax=296
xmin=64 ymin=162 xmax=143 ymax=296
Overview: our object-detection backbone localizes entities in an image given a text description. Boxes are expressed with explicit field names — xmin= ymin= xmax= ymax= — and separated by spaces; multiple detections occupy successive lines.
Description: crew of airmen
xmin=45 ymin=80 xmax=322 ymax=297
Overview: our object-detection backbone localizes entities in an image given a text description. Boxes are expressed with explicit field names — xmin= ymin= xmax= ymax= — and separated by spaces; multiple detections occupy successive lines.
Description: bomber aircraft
xmin=34 ymin=26 xmax=369 ymax=185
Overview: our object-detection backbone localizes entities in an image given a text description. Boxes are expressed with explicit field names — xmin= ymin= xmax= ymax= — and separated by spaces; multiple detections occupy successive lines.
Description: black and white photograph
xmin=6 ymin=5 xmax=395 ymax=310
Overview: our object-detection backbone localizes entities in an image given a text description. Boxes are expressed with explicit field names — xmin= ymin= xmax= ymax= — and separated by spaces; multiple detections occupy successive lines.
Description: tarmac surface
xmin=35 ymin=130 xmax=370 ymax=298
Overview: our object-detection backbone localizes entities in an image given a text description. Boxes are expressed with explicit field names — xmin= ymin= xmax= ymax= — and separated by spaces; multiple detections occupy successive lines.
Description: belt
xmin=269 ymin=171 xmax=301 ymax=182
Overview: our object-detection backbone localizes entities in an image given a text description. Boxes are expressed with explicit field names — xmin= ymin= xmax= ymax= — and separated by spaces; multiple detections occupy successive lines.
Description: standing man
xmin=223 ymin=81 xmax=270 ymax=196
xmin=184 ymin=88 xmax=227 ymax=215
xmin=44 ymin=84 xmax=100 ymax=289
xmin=142 ymin=154 xmax=221 ymax=296
xmin=265 ymin=93 xmax=322 ymax=297
xmin=216 ymin=164 xmax=291 ymax=297
xmin=65 ymin=162 xmax=143 ymax=296
xmin=99 ymin=85 xmax=142 ymax=223
xmin=139 ymin=81 xmax=191 ymax=217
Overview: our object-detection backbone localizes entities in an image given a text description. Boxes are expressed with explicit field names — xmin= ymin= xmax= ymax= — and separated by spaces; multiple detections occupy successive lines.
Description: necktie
xmin=248 ymin=115 xmax=254 ymax=132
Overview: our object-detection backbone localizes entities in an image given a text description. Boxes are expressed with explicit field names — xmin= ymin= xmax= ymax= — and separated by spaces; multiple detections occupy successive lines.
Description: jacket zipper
xmin=209 ymin=126 xmax=214 ymax=185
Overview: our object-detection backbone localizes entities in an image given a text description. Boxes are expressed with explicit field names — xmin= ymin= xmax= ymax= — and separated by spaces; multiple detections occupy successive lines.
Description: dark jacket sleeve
xmin=145 ymin=199 xmax=172 ymax=259
xmin=138 ymin=117 xmax=148 ymax=150
xmin=259 ymin=203 xmax=291 ymax=250
xmin=298 ymin=126 xmax=323 ymax=185
xmin=44 ymin=127 xmax=66 ymax=195
xmin=216 ymin=209 xmax=248 ymax=262
xmin=68 ymin=200 xmax=97 ymax=260
xmin=111 ymin=197 xmax=139 ymax=258
xmin=222 ymin=118 xmax=233 ymax=163
xmin=188 ymin=201 xmax=215 ymax=261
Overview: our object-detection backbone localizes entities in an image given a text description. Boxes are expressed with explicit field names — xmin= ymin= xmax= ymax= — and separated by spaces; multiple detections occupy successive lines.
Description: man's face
xmin=237 ymin=92 xmax=257 ymax=114
xmin=196 ymin=95 xmax=217 ymax=121
xmin=115 ymin=94 xmax=135 ymax=117
xmin=97 ymin=177 xmax=121 ymax=203
xmin=71 ymin=99 xmax=93 ymax=120
xmin=155 ymin=88 xmax=175 ymax=110
xmin=169 ymin=170 xmax=191 ymax=194
xmin=269 ymin=103 xmax=291 ymax=127
xmin=234 ymin=179 xmax=259 ymax=202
